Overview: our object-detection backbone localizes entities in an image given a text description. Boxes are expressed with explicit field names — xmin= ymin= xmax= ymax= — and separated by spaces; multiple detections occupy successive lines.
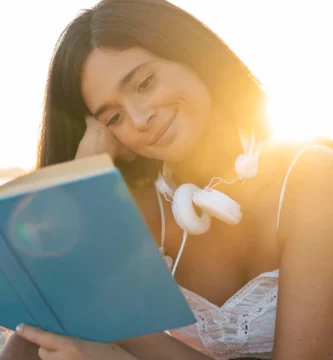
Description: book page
xmin=0 ymin=153 xmax=115 ymax=200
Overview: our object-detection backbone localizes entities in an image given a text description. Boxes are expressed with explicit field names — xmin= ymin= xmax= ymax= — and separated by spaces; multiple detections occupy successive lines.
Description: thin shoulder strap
xmin=155 ymin=186 xmax=166 ymax=251
xmin=276 ymin=145 xmax=322 ymax=230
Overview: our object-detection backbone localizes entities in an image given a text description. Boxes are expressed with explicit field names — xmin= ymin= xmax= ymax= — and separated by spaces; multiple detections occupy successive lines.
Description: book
xmin=0 ymin=154 xmax=195 ymax=343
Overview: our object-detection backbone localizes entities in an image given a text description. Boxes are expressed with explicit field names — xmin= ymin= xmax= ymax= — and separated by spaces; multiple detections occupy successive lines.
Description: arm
xmin=273 ymin=145 xmax=333 ymax=360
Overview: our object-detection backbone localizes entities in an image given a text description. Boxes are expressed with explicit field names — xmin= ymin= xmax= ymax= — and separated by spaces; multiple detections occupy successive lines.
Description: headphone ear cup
xmin=172 ymin=184 xmax=211 ymax=235
xmin=235 ymin=153 xmax=259 ymax=179
xmin=193 ymin=189 xmax=242 ymax=225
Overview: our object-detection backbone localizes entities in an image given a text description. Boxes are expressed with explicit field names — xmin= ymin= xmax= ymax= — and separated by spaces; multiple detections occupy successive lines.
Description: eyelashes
xmin=106 ymin=73 xmax=156 ymax=127
xmin=137 ymin=73 xmax=155 ymax=93
xmin=106 ymin=112 xmax=123 ymax=127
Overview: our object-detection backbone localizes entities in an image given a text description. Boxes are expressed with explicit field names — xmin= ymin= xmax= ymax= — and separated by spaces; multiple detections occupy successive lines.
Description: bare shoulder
xmin=287 ymin=143 xmax=333 ymax=168
xmin=272 ymin=144 xmax=333 ymax=359
xmin=280 ymin=144 xmax=333 ymax=194
xmin=277 ymin=144 xmax=333 ymax=241
xmin=245 ymin=141 xmax=333 ymax=197
xmin=241 ymin=143 xmax=333 ymax=249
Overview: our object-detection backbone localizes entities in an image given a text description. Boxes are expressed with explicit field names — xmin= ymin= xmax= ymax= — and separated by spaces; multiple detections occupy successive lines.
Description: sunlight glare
xmin=172 ymin=1 xmax=333 ymax=141
xmin=0 ymin=1 xmax=332 ymax=170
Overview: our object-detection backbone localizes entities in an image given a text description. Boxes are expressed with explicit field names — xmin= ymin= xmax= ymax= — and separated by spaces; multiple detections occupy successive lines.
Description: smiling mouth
xmin=149 ymin=109 xmax=177 ymax=146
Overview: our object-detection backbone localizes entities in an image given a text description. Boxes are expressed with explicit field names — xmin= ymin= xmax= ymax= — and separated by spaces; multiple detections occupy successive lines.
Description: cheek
xmin=149 ymin=84 xmax=181 ymax=108
xmin=188 ymin=85 xmax=212 ymax=125
xmin=110 ymin=124 xmax=142 ymax=152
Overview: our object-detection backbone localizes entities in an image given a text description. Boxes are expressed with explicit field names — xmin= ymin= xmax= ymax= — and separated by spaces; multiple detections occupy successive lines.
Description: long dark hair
xmin=37 ymin=0 xmax=269 ymax=187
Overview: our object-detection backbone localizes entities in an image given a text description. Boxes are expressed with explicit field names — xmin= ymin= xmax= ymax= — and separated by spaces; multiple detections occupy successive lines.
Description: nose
xmin=124 ymin=97 xmax=155 ymax=131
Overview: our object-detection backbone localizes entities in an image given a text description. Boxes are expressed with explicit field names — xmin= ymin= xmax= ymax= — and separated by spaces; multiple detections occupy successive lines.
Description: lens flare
xmin=9 ymin=188 xmax=82 ymax=258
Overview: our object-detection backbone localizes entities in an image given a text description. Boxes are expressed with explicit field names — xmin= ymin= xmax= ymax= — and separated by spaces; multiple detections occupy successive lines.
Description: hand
xmin=75 ymin=116 xmax=136 ymax=162
xmin=15 ymin=324 xmax=138 ymax=360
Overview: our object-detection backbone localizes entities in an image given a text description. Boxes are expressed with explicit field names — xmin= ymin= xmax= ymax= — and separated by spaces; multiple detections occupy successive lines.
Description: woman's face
xmin=81 ymin=47 xmax=212 ymax=162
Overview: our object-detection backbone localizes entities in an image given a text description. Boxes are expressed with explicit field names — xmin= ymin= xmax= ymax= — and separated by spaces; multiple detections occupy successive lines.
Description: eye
xmin=138 ymin=74 xmax=155 ymax=93
xmin=106 ymin=111 xmax=123 ymax=127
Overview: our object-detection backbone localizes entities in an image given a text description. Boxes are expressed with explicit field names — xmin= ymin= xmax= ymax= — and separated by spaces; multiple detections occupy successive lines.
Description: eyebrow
xmin=93 ymin=61 xmax=155 ymax=120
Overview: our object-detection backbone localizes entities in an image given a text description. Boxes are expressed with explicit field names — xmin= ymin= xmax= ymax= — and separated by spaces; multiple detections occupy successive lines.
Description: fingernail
xmin=16 ymin=324 xmax=23 ymax=333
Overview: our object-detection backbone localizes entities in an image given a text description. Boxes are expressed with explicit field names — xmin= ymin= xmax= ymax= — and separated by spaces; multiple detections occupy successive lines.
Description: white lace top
xmin=170 ymin=271 xmax=278 ymax=359
xmin=158 ymin=146 xmax=318 ymax=360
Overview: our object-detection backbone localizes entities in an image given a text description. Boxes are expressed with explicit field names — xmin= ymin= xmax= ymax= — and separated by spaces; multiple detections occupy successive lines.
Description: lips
xmin=149 ymin=109 xmax=177 ymax=146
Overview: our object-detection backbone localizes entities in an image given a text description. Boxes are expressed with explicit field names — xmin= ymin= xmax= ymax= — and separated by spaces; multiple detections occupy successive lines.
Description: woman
xmin=1 ymin=0 xmax=333 ymax=359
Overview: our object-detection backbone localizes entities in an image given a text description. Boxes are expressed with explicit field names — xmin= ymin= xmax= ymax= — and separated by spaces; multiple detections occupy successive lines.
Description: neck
xmin=169 ymin=106 xmax=242 ymax=187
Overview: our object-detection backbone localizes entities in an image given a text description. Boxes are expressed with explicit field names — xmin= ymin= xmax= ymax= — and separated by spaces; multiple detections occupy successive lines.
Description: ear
xmin=85 ymin=115 xmax=103 ymax=130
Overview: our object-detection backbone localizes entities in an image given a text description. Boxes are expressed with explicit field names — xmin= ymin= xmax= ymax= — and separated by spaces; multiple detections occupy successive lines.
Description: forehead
xmin=81 ymin=47 xmax=161 ymax=112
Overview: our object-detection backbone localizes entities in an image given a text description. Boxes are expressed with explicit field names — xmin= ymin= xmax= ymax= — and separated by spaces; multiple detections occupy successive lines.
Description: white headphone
xmin=155 ymin=131 xmax=261 ymax=236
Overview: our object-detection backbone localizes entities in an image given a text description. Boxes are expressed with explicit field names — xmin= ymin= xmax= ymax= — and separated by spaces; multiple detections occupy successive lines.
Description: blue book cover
xmin=0 ymin=154 xmax=195 ymax=342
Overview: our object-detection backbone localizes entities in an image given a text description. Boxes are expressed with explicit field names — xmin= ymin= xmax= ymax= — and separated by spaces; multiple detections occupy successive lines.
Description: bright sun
xmin=0 ymin=1 xmax=332 ymax=170
xmin=181 ymin=1 xmax=333 ymax=142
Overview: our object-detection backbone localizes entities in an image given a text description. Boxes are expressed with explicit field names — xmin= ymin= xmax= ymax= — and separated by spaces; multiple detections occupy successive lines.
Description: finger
xmin=16 ymin=324 xmax=67 ymax=351
xmin=103 ymin=126 xmax=137 ymax=162
xmin=38 ymin=347 xmax=56 ymax=360
xmin=102 ymin=126 xmax=121 ymax=159
xmin=85 ymin=115 xmax=97 ymax=126
xmin=85 ymin=115 xmax=105 ymax=131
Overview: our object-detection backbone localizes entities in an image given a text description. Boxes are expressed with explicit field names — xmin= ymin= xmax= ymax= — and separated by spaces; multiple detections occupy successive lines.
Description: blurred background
xmin=0 ymin=0 xmax=332 ymax=184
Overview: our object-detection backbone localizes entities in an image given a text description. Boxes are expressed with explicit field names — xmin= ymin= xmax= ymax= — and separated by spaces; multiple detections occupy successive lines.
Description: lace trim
xmin=174 ymin=270 xmax=279 ymax=358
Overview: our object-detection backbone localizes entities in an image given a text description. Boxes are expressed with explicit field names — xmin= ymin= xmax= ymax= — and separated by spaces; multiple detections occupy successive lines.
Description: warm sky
xmin=0 ymin=1 xmax=332 ymax=169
